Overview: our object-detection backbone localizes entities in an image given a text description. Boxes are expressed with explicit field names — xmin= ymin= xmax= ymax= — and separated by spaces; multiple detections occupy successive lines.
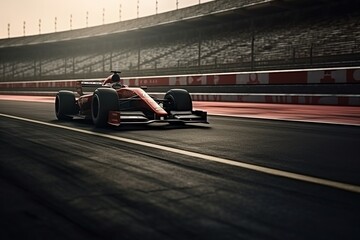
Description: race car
xmin=55 ymin=71 xmax=208 ymax=127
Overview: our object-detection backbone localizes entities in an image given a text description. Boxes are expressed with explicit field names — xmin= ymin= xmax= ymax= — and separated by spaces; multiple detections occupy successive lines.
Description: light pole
xmin=119 ymin=4 xmax=122 ymax=21
xmin=102 ymin=8 xmax=105 ymax=24
xmin=137 ymin=0 xmax=139 ymax=18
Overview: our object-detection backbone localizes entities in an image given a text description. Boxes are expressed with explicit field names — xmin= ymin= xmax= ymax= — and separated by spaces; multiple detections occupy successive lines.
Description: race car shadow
xmin=52 ymin=118 xmax=92 ymax=126
xmin=52 ymin=118 xmax=211 ymax=132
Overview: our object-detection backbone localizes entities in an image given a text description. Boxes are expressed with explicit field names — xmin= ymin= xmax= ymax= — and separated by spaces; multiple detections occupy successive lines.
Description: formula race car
xmin=55 ymin=71 xmax=208 ymax=127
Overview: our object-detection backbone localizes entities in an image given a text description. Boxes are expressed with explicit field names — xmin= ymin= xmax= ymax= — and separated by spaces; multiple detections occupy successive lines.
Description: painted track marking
xmin=1 ymin=112 xmax=360 ymax=194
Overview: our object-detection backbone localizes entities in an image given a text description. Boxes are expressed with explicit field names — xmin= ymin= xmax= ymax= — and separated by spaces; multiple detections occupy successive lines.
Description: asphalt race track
xmin=1 ymin=99 xmax=360 ymax=239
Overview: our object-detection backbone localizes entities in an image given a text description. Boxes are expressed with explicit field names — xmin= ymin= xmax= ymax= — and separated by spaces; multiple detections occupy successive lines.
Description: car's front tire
xmin=163 ymin=89 xmax=192 ymax=112
xmin=163 ymin=89 xmax=192 ymax=125
xmin=91 ymin=88 xmax=119 ymax=127
xmin=55 ymin=90 xmax=77 ymax=120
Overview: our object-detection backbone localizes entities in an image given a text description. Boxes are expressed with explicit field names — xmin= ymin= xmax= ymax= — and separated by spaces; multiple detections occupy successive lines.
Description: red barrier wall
xmin=122 ymin=67 xmax=360 ymax=86
xmin=0 ymin=67 xmax=359 ymax=88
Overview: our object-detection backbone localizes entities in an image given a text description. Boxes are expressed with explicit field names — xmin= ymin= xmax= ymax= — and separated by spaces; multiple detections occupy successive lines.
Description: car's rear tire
xmin=164 ymin=89 xmax=192 ymax=112
xmin=55 ymin=90 xmax=77 ymax=120
xmin=92 ymin=88 xmax=119 ymax=127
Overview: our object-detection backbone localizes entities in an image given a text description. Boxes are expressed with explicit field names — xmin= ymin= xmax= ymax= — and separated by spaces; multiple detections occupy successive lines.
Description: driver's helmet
xmin=111 ymin=73 xmax=120 ymax=83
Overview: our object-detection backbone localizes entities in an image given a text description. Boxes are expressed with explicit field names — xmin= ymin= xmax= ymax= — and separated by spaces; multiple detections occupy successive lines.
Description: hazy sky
xmin=0 ymin=0 xmax=213 ymax=39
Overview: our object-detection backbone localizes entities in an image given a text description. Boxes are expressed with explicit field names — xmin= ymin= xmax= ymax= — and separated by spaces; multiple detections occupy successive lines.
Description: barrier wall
xmin=0 ymin=67 xmax=359 ymax=106
xmin=122 ymin=67 xmax=360 ymax=86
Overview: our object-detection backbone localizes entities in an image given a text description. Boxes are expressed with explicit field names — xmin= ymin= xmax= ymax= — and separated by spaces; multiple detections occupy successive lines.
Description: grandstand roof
xmin=0 ymin=0 xmax=347 ymax=49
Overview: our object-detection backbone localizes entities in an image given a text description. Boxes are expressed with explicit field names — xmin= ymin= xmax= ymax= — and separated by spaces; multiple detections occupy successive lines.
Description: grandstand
xmin=0 ymin=0 xmax=359 ymax=81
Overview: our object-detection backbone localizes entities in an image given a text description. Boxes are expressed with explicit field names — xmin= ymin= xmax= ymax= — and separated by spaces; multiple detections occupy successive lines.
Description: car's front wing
xmin=107 ymin=110 xmax=208 ymax=126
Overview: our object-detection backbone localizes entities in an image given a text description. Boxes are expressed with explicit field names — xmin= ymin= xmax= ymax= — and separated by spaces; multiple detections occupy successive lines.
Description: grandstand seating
xmin=0 ymin=0 xmax=359 ymax=81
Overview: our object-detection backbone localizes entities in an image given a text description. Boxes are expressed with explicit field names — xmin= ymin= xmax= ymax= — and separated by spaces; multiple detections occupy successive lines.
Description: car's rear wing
xmin=76 ymin=80 xmax=103 ymax=96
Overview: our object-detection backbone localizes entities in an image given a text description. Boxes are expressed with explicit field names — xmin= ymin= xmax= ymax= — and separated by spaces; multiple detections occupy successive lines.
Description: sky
xmin=0 ymin=0 xmax=213 ymax=39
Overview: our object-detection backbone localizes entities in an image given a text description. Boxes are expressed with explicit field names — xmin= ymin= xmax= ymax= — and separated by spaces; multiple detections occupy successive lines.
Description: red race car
xmin=55 ymin=71 xmax=208 ymax=127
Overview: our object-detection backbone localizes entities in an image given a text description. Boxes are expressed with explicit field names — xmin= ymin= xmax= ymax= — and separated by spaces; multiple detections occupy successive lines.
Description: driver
xmin=103 ymin=72 xmax=123 ymax=88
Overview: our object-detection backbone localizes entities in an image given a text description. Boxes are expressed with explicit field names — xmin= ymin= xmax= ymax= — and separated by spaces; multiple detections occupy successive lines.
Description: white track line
xmin=1 ymin=112 xmax=360 ymax=194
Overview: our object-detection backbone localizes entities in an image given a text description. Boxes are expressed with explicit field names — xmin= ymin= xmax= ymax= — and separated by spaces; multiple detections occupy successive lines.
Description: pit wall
xmin=1 ymin=67 xmax=359 ymax=106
